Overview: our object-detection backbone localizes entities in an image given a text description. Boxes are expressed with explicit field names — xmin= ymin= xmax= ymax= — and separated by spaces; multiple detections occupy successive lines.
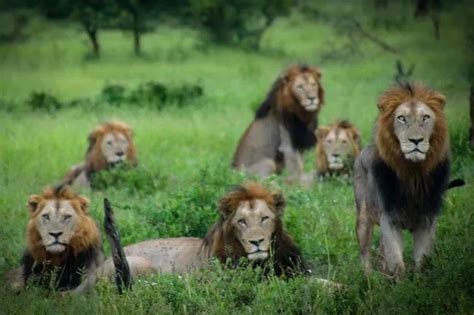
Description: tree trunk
xmin=415 ymin=0 xmax=429 ymax=17
xmin=375 ymin=0 xmax=388 ymax=10
xmin=470 ymin=86 xmax=474 ymax=147
xmin=85 ymin=25 xmax=100 ymax=57
xmin=132 ymin=11 xmax=141 ymax=56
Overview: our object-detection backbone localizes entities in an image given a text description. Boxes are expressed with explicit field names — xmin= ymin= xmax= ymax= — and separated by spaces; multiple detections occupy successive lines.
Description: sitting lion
xmin=6 ymin=183 xmax=310 ymax=293
xmin=63 ymin=121 xmax=137 ymax=188
xmin=353 ymin=82 xmax=462 ymax=279
xmin=232 ymin=65 xmax=325 ymax=181
xmin=314 ymin=120 xmax=361 ymax=176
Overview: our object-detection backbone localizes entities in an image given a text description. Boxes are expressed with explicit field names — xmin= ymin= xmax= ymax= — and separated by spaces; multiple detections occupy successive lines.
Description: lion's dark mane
xmin=202 ymin=215 xmax=309 ymax=277
xmin=21 ymin=244 xmax=102 ymax=291
xmin=373 ymin=157 xmax=450 ymax=231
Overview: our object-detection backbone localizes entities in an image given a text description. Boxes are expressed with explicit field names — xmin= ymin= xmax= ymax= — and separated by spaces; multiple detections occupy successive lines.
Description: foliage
xmin=90 ymin=163 xmax=163 ymax=195
xmin=188 ymin=0 xmax=292 ymax=49
xmin=0 ymin=3 xmax=473 ymax=313
xmin=101 ymin=81 xmax=204 ymax=108
xmin=26 ymin=91 xmax=63 ymax=112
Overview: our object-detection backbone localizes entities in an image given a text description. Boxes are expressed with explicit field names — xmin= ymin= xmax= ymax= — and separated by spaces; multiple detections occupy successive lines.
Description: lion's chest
xmin=372 ymin=158 xmax=450 ymax=231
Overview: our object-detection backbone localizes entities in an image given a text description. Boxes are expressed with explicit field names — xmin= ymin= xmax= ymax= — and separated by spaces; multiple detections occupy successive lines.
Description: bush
xmin=188 ymin=0 xmax=292 ymax=49
xmin=100 ymin=84 xmax=127 ymax=105
xmin=101 ymin=81 xmax=204 ymax=109
xmin=26 ymin=91 xmax=64 ymax=112
xmin=90 ymin=163 xmax=163 ymax=195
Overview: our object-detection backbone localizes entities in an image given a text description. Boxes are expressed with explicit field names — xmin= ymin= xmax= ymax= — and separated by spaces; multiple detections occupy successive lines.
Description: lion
xmin=99 ymin=182 xmax=310 ymax=281
xmin=6 ymin=186 xmax=105 ymax=292
xmin=353 ymin=82 xmax=463 ymax=279
xmin=63 ymin=120 xmax=137 ymax=188
xmin=6 ymin=183 xmax=311 ymax=294
xmin=232 ymin=64 xmax=325 ymax=181
xmin=75 ymin=182 xmax=310 ymax=293
xmin=314 ymin=120 xmax=361 ymax=176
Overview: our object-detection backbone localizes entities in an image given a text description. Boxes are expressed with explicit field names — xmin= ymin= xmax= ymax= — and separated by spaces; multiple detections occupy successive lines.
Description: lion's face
xmin=100 ymin=131 xmax=130 ymax=165
xmin=393 ymin=101 xmax=436 ymax=162
xmin=231 ymin=199 xmax=276 ymax=261
xmin=290 ymin=72 xmax=321 ymax=112
xmin=86 ymin=121 xmax=137 ymax=172
xmin=318 ymin=127 xmax=359 ymax=170
xmin=34 ymin=200 xmax=80 ymax=253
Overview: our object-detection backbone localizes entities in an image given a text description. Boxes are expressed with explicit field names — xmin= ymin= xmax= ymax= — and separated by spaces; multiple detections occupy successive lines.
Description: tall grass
xmin=0 ymin=3 xmax=473 ymax=313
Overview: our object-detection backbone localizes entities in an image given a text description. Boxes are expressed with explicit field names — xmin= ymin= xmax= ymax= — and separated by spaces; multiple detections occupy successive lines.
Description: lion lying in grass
xmin=314 ymin=120 xmax=361 ymax=177
xmin=63 ymin=120 xmax=137 ymax=188
xmin=7 ymin=183 xmax=336 ymax=294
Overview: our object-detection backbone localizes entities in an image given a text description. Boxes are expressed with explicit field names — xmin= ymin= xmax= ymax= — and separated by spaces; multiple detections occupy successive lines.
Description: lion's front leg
xmin=4 ymin=267 xmax=25 ymax=292
xmin=356 ymin=202 xmax=373 ymax=274
xmin=278 ymin=125 xmax=304 ymax=181
xmin=380 ymin=214 xmax=405 ymax=279
xmin=413 ymin=220 xmax=437 ymax=270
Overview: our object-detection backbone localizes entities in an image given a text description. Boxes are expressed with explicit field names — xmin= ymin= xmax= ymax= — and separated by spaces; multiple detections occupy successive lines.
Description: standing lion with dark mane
xmin=232 ymin=65 xmax=325 ymax=181
xmin=353 ymin=82 xmax=462 ymax=279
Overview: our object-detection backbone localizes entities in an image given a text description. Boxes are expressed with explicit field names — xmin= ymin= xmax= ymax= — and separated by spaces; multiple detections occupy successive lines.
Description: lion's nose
xmin=308 ymin=96 xmax=317 ymax=101
xmin=49 ymin=232 xmax=63 ymax=239
xmin=250 ymin=239 xmax=264 ymax=247
xmin=332 ymin=154 xmax=340 ymax=158
xmin=409 ymin=138 xmax=424 ymax=145
xmin=116 ymin=151 xmax=125 ymax=157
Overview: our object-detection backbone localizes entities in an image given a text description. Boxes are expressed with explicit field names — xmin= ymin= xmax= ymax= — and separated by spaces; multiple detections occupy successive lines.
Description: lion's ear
xmin=315 ymin=127 xmax=329 ymax=141
xmin=350 ymin=128 xmax=361 ymax=146
xmin=87 ymin=127 xmax=103 ymax=150
xmin=272 ymin=193 xmax=286 ymax=216
xmin=218 ymin=196 xmax=234 ymax=218
xmin=126 ymin=128 xmax=134 ymax=139
xmin=431 ymin=92 xmax=446 ymax=109
xmin=312 ymin=67 xmax=322 ymax=80
xmin=27 ymin=195 xmax=42 ymax=213
xmin=77 ymin=196 xmax=90 ymax=213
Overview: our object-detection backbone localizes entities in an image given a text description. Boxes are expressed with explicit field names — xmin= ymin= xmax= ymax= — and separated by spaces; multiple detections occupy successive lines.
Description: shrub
xmin=100 ymin=83 xmax=127 ymax=105
xmin=26 ymin=91 xmax=64 ymax=112
xmin=102 ymin=81 xmax=204 ymax=109
xmin=90 ymin=163 xmax=163 ymax=195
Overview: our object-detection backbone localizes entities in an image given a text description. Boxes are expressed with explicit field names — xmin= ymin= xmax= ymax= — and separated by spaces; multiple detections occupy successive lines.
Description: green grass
xmin=1 ymin=3 xmax=474 ymax=314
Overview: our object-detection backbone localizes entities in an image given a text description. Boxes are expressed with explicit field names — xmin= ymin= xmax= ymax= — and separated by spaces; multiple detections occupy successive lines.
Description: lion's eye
xmin=42 ymin=214 xmax=49 ymax=220
xmin=237 ymin=219 xmax=247 ymax=226
xmin=422 ymin=114 xmax=430 ymax=122
xmin=261 ymin=216 xmax=269 ymax=223
xmin=326 ymin=139 xmax=333 ymax=144
xmin=107 ymin=141 xmax=113 ymax=146
xmin=341 ymin=139 xmax=348 ymax=144
xmin=397 ymin=115 xmax=406 ymax=123
xmin=298 ymin=84 xmax=304 ymax=90
xmin=64 ymin=214 xmax=72 ymax=222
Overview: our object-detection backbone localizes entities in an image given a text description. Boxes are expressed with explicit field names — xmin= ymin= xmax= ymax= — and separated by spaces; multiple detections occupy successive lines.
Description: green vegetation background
xmin=0 ymin=2 xmax=473 ymax=314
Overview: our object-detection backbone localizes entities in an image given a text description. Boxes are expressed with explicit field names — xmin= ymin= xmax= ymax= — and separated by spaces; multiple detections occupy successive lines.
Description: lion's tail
xmin=103 ymin=198 xmax=132 ymax=293
xmin=447 ymin=178 xmax=465 ymax=190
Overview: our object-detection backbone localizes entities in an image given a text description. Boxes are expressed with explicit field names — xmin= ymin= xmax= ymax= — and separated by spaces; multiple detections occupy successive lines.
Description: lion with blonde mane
xmin=5 ymin=187 xmax=104 ymax=292
xmin=63 ymin=121 xmax=137 ymax=188
xmin=232 ymin=65 xmax=325 ymax=181
xmin=353 ymin=82 xmax=462 ymax=279
xmin=315 ymin=120 xmax=361 ymax=176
